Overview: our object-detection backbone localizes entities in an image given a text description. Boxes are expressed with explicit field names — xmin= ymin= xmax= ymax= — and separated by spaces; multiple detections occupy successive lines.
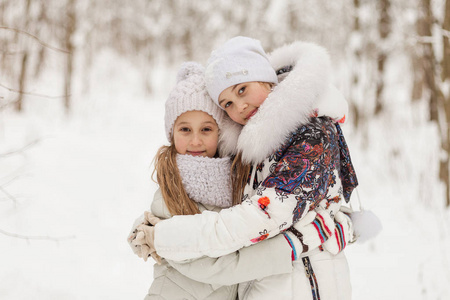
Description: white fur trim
xmin=217 ymin=41 xmax=349 ymax=163
xmin=238 ymin=41 xmax=332 ymax=164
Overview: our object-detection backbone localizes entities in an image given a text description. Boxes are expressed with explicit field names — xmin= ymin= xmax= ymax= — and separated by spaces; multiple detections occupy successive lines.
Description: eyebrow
xmin=176 ymin=121 xmax=216 ymax=126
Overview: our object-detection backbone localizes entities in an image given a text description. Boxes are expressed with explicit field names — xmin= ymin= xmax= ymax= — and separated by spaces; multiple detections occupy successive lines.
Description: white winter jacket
xmin=145 ymin=189 xmax=294 ymax=300
xmin=153 ymin=41 xmax=358 ymax=300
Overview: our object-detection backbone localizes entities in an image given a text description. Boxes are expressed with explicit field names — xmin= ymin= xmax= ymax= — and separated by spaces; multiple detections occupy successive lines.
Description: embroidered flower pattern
xmin=261 ymin=118 xmax=357 ymax=223
xmin=258 ymin=196 xmax=271 ymax=218
xmin=250 ymin=229 xmax=269 ymax=243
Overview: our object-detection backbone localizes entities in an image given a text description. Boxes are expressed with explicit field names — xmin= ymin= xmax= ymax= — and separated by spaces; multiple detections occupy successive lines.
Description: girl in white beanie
xmin=128 ymin=61 xmax=347 ymax=299
xmin=134 ymin=37 xmax=359 ymax=300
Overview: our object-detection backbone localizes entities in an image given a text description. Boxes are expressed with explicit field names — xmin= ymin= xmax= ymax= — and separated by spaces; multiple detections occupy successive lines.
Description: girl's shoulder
xmin=272 ymin=117 xmax=338 ymax=160
xmin=151 ymin=189 xmax=173 ymax=219
xmin=292 ymin=117 xmax=337 ymax=142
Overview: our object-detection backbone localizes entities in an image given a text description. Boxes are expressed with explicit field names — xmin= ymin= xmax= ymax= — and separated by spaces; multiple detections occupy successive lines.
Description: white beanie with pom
xmin=164 ymin=62 xmax=224 ymax=141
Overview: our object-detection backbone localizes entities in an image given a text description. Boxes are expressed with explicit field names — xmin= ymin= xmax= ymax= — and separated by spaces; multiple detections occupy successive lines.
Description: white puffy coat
xmin=145 ymin=189 xmax=294 ymax=300
xmin=153 ymin=41 xmax=358 ymax=300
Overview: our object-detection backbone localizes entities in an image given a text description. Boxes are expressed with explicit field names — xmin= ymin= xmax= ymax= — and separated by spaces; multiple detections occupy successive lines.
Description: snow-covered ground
xmin=1 ymin=51 xmax=449 ymax=299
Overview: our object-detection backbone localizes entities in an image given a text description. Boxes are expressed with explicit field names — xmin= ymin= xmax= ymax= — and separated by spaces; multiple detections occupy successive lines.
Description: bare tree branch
xmin=0 ymin=228 xmax=76 ymax=242
xmin=0 ymin=186 xmax=18 ymax=203
xmin=0 ymin=26 xmax=71 ymax=54
xmin=0 ymin=138 xmax=41 ymax=158
xmin=0 ymin=82 xmax=70 ymax=99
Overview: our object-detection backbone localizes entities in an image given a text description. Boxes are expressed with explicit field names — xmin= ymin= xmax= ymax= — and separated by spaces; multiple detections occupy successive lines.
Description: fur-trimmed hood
xmin=218 ymin=41 xmax=348 ymax=164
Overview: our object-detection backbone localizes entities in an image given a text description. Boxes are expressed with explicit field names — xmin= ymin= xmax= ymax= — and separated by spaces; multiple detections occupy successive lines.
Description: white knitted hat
xmin=205 ymin=36 xmax=278 ymax=106
xmin=165 ymin=62 xmax=224 ymax=141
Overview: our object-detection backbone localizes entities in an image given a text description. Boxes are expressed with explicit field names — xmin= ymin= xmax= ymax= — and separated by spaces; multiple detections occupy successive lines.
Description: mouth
xmin=187 ymin=151 xmax=206 ymax=157
xmin=246 ymin=108 xmax=258 ymax=121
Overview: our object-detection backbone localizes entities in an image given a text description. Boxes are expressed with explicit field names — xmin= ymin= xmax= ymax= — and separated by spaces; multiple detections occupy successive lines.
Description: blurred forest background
xmin=1 ymin=0 xmax=450 ymax=299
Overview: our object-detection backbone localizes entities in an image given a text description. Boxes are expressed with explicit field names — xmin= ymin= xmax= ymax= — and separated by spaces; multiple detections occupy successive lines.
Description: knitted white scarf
xmin=176 ymin=154 xmax=233 ymax=208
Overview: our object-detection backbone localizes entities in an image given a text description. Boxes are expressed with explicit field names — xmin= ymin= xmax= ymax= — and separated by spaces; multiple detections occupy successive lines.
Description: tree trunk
xmin=420 ymin=0 xmax=440 ymax=122
xmin=441 ymin=0 xmax=450 ymax=206
xmin=374 ymin=0 xmax=391 ymax=115
xmin=350 ymin=0 xmax=361 ymax=129
xmin=15 ymin=52 xmax=28 ymax=112
xmin=64 ymin=0 xmax=76 ymax=113
xmin=15 ymin=0 xmax=31 ymax=112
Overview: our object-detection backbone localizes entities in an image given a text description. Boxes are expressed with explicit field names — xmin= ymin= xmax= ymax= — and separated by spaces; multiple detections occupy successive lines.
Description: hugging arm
xmin=167 ymin=234 xmax=293 ymax=286
xmin=154 ymin=119 xmax=339 ymax=261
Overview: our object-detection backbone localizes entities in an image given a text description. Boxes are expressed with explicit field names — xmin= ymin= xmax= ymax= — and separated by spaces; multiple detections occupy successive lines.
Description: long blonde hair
xmin=152 ymin=142 xmax=200 ymax=216
xmin=231 ymin=152 xmax=251 ymax=206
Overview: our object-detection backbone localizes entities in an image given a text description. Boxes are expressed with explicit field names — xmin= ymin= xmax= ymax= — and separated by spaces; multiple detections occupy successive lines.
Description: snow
xmin=1 ymin=51 xmax=450 ymax=300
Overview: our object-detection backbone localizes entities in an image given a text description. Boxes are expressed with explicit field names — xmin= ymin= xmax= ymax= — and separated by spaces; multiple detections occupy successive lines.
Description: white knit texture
xmin=205 ymin=36 xmax=278 ymax=105
xmin=176 ymin=154 xmax=233 ymax=208
xmin=164 ymin=62 xmax=224 ymax=141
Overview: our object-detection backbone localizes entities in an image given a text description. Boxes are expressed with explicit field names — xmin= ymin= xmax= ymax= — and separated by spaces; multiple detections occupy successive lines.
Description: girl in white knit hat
xmin=128 ymin=61 xmax=348 ymax=299
xmin=133 ymin=37 xmax=360 ymax=300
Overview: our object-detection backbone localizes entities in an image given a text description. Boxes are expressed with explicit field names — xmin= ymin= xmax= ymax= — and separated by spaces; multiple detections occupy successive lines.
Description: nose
xmin=237 ymin=101 xmax=248 ymax=113
xmin=190 ymin=133 xmax=202 ymax=146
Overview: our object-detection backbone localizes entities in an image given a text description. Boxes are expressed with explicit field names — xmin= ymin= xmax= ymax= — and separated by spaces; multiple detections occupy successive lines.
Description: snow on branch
xmin=0 ymin=228 xmax=76 ymax=242
xmin=0 ymin=82 xmax=70 ymax=100
xmin=0 ymin=139 xmax=41 ymax=158
xmin=0 ymin=26 xmax=71 ymax=54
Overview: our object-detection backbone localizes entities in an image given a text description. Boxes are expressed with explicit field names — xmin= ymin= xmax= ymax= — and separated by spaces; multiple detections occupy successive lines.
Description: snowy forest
xmin=1 ymin=0 xmax=450 ymax=299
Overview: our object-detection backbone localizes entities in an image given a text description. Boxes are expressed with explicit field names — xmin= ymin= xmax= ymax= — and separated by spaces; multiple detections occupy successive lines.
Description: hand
xmin=132 ymin=224 xmax=161 ymax=264
xmin=127 ymin=213 xmax=147 ymax=256
xmin=323 ymin=211 xmax=353 ymax=254
xmin=127 ymin=211 xmax=161 ymax=257
xmin=144 ymin=211 xmax=161 ymax=226
xmin=284 ymin=209 xmax=334 ymax=260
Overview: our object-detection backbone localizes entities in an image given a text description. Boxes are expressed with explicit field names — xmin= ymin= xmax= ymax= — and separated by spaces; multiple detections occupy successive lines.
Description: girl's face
xmin=173 ymin=110 xmax=219 ymax=158
xmin=218 ymin=81 xmax=272 ymax=125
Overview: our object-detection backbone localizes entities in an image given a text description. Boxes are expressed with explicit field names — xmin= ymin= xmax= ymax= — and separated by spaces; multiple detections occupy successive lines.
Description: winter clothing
xmin=145 ymin=186 xmax=294 ymax=299
xmin=164 ymin=62 xmax=224 ymax=141
xmin=177 ymin=154 xmax=232 ymax=208
xmin=205 ymin=36 xmax=278 ymax=106
xmin=133 ymin=223 xmax=159 ymax=263
xmin=284 ymin=209 xmax=336 ymax=260
xmin=127 ymin=211 xmax=161 ymax=263
xmin=153 ymin=40 xmax=358 ymax=300
xmin=138 ymin=154 xmax=296 ymax=299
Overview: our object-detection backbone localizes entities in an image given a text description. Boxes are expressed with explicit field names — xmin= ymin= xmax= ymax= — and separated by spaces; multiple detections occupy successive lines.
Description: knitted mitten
xmin=283 ymin=209 xmax=334 ymax=260
xmin=127 ymin=211 xmax=161 ymax=258
xmin=322 ymin=211 xmax=353 ymax=254
xmin=132 ymin=224 xmax=161 ymax=264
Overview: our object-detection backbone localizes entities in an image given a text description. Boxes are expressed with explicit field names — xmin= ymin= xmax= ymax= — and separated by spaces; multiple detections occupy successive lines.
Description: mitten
xmin=284 ymin=209 xmax=334 ymax=260
xmin=132 ymin=224 xmax=161 ymax=264
xmin=144 ymin=211 xmax=161 ymax=226
xmin=127 ymin=211 xmax=162 ymax=257
xmin=323 ymin=211 xmax=353 ymax=254
xmin=127 ymin=213 xmax=147 ymax=256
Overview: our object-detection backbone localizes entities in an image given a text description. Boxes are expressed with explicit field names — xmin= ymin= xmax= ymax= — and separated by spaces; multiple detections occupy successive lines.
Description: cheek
xmin=255 ymin=90 xmax=270 ymax=105
xmin=227 ymin=110 xmax=246 ymax=125
xmin=174 ymin=136 xmax=187 ymax=154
